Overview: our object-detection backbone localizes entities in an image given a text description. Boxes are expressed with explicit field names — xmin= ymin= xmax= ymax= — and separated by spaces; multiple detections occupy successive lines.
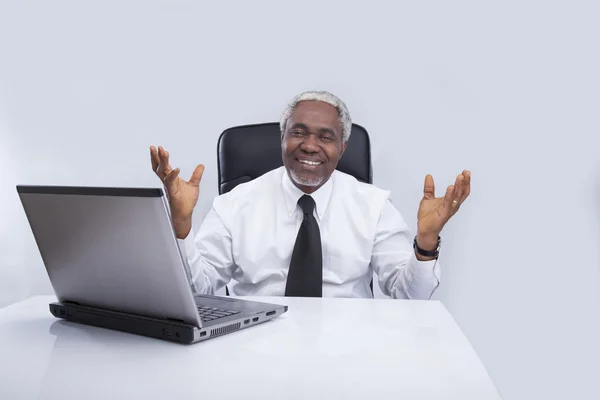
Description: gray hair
xmin=280 ymin=91 xmax=352 ymax=143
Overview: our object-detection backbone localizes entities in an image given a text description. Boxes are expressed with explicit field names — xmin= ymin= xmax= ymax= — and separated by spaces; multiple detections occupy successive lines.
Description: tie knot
xmin=297 ymin=195 xmax=315 ymax=215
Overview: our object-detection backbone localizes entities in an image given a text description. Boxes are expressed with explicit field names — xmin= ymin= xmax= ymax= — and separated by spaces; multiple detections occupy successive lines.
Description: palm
xmin=150 ymin=145 xmax=205 ymax=222
xmin=167 ymin=177 xmax=200 ymax=219
xmin=417 ymin=197 xmax=447 ymax=235
xmin=417 ymin=172 xmax=471 ymax=236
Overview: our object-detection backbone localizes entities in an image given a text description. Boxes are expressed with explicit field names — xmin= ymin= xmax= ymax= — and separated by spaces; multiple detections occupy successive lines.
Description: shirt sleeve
xmin=177 ymin=207 xmax=237 ymax=295
xmin=370 ymin=200 xmax=441 ymax=300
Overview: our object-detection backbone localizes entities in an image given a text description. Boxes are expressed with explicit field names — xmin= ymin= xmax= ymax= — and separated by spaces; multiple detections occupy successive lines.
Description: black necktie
xmin=285 ymin=195 xmax=323 ymax=297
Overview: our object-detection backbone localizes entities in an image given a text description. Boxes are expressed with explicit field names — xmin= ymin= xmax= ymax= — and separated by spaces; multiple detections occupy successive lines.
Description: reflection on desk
xmin=0 ymin=295 xmax=501 ymax=400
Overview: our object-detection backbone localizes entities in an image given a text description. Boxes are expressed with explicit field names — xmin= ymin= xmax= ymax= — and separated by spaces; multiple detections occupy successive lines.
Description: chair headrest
xmin=217 ymin=122 xmax=372 ymax=195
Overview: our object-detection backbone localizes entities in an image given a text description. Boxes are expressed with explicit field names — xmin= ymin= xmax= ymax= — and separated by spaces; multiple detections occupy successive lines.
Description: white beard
xmin=283 ymin=141 xmax=325 ymax=187
xmin=289 ymin=169 xmax=324 ymax=187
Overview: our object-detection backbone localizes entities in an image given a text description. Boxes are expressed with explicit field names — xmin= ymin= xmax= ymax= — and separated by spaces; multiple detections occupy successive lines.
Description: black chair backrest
xmin=216 ymin=122 xmax=374 ymax=297
xmin=217 ymin=122 xmax=372 ymax=195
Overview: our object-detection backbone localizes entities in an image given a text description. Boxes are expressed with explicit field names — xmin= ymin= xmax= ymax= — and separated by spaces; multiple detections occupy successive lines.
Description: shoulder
xmin=212 ymin=166 xmax=283 ymax=212
xmin=330 ymin=170 xmax=394 ymax=232
xmin=332 ymin=170 xmax=390 ymax=205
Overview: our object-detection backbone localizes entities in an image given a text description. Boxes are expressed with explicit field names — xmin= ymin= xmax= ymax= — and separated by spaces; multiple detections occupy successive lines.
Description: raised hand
xmin=150 ymin=145 xmax=205 ymax=238
xmin=416 ymin=170 xmax=471 ymax=247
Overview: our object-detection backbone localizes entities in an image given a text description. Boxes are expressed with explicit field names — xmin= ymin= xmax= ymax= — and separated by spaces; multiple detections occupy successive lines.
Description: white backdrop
xmin=1 ymin=1 xmax=599 ymax=399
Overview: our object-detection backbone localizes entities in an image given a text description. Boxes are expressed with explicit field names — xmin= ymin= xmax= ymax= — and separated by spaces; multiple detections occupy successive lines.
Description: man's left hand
xmin=416 ymin=170 xmax=471 ymax=248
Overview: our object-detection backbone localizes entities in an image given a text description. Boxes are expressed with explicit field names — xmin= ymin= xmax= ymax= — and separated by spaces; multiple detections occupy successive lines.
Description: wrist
xmin=173 ymin=218 xmax=192 ymax=239
xmin=413 ymin=234 xmax=441 ymax=261
xmin=416 ymin=232 xmax=439 ymax=251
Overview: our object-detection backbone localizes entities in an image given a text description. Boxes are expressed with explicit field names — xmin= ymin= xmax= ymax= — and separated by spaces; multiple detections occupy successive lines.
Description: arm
xmin=177 ymin=207 xmax=237 ymax=295
xmin=373 ymin=169 xmax=471 ymax=299
xmin=371 ymin=200 xmax=441 ymax=300
xmin=149 ymin=145 xmax=235 ymax=294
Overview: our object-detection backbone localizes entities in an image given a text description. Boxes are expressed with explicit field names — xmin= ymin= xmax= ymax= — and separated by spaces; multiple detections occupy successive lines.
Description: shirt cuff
xmin=409 ymin=251 xmax=441 ymax=283
xmin=177 ymin=224 xmax=199 ymax=263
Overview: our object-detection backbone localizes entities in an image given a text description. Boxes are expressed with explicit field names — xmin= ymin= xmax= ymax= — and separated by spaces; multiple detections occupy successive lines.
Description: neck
xmin=296 ymin=184 xmax=319 ymax=194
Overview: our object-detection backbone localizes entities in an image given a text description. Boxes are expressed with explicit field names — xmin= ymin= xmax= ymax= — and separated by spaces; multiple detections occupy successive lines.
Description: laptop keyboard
xmin=197 ymin=305 xmax=241 ymax=323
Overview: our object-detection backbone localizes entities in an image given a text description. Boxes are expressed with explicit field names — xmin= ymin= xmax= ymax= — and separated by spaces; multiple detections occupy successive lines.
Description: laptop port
xmin=200 ymin=331 xmax=207 ymax=337
xmin=252 ymin=317 xmax=259 ymax=322
xmin=244 ymin=319 xmax=250 ymax=325
xmin=266 ymin=311 xmax=276 ymax=316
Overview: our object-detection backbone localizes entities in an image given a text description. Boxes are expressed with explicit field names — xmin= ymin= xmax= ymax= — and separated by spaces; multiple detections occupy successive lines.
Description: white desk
xmin=0 ymin=295 xmax=500 ymax=399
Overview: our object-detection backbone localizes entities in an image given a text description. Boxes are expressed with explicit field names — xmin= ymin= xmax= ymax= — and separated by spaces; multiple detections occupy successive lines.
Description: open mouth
xmin=296 ymin=159 xmax=322 ymax=170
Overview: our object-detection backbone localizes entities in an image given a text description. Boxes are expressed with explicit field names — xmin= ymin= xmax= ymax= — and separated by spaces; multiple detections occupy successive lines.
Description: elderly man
xmin=150 ymin=91 xmax=470 ymax=299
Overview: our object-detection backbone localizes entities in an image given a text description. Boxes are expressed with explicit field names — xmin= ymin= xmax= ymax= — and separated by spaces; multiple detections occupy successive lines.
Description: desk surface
xmin=0 ymin=295 xmax=500 ymax=399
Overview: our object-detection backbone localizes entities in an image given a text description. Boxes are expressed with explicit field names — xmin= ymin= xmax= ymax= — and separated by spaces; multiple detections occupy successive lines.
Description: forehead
xmin=288 ymin=101 xmax=342 ymax=134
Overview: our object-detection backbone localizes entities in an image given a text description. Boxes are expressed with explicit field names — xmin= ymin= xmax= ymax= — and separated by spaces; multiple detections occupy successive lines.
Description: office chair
xmin=216 ymin=122 xmax=374 ymax=296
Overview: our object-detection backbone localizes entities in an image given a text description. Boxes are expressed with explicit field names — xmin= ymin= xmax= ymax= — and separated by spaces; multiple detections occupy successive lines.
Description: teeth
xmin=299 ymin=160 xmax=321 ymax=166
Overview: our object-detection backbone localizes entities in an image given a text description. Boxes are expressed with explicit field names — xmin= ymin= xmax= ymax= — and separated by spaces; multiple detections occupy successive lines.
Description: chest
xmin=229 ymin=200 xmax=376 ymax=275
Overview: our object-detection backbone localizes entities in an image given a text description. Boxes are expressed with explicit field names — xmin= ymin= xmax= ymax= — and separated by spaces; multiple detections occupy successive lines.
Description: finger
xmin=164 ymin=168 xmax=180 ymax=188
xmin=156 ymin=146 xmax=166 ymax=176
xmin=157 ymin=146 xmax=169 ymax=166
xmin=443 ymin=185 xmax=455 ymax=211
xmin=188 ymin=164 xmax=205 ymax=187
xmin=157 ymin=149 xmax=173 ymax=179
xmin=460 ymin=170 xmax=471 ymax=203
xmin=150 ymin=146 xmax=160 ymax=173
xmin=163 ymin=151 xmax=173 ymax=175
xmin=423 ymin=174 xmax=435 ymax=199
xmin=452 ymin=174 xmax=464 ymax=208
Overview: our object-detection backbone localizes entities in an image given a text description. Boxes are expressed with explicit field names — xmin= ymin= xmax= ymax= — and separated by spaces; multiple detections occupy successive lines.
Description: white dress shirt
xmin=179 ymin=166 xmax=441 ymax=299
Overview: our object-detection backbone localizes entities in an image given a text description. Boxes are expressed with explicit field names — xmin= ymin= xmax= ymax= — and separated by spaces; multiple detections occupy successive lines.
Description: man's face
xmin=282 ymin=100 xmax=347 ymax=193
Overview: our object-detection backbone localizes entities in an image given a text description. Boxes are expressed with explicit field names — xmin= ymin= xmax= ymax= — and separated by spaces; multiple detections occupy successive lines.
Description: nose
xmin=300 ymin=134 xmax=320 ymax=153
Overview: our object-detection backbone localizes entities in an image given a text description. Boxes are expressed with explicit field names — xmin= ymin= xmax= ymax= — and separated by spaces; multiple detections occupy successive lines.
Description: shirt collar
xmin=281 ymin=168 xmax=333 ymax=220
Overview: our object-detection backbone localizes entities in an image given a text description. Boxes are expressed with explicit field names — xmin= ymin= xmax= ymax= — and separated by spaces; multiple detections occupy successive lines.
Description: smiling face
xmin=281 ymin=100 xmax=347 ymax=193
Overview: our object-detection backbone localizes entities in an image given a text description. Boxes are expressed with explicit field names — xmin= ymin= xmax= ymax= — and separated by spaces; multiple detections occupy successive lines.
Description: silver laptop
xmin=16 ymin=184 xmax=287 ymax=344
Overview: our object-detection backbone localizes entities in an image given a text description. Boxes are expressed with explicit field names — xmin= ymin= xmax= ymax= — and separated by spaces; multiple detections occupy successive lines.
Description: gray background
xmin=1 ymin=1 xmax=599 ymax=399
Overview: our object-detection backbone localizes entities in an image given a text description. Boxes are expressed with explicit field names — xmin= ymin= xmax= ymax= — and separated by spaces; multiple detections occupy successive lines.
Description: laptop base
xmin=49 ymin=300 xmax=287 ymax=344
xmin=50 ymin=302 xmax=200 ymax=344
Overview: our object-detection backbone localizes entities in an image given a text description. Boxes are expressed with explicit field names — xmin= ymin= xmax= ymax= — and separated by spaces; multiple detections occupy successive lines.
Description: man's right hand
xmin=150 ymin=145 xmax=205 ymax=239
